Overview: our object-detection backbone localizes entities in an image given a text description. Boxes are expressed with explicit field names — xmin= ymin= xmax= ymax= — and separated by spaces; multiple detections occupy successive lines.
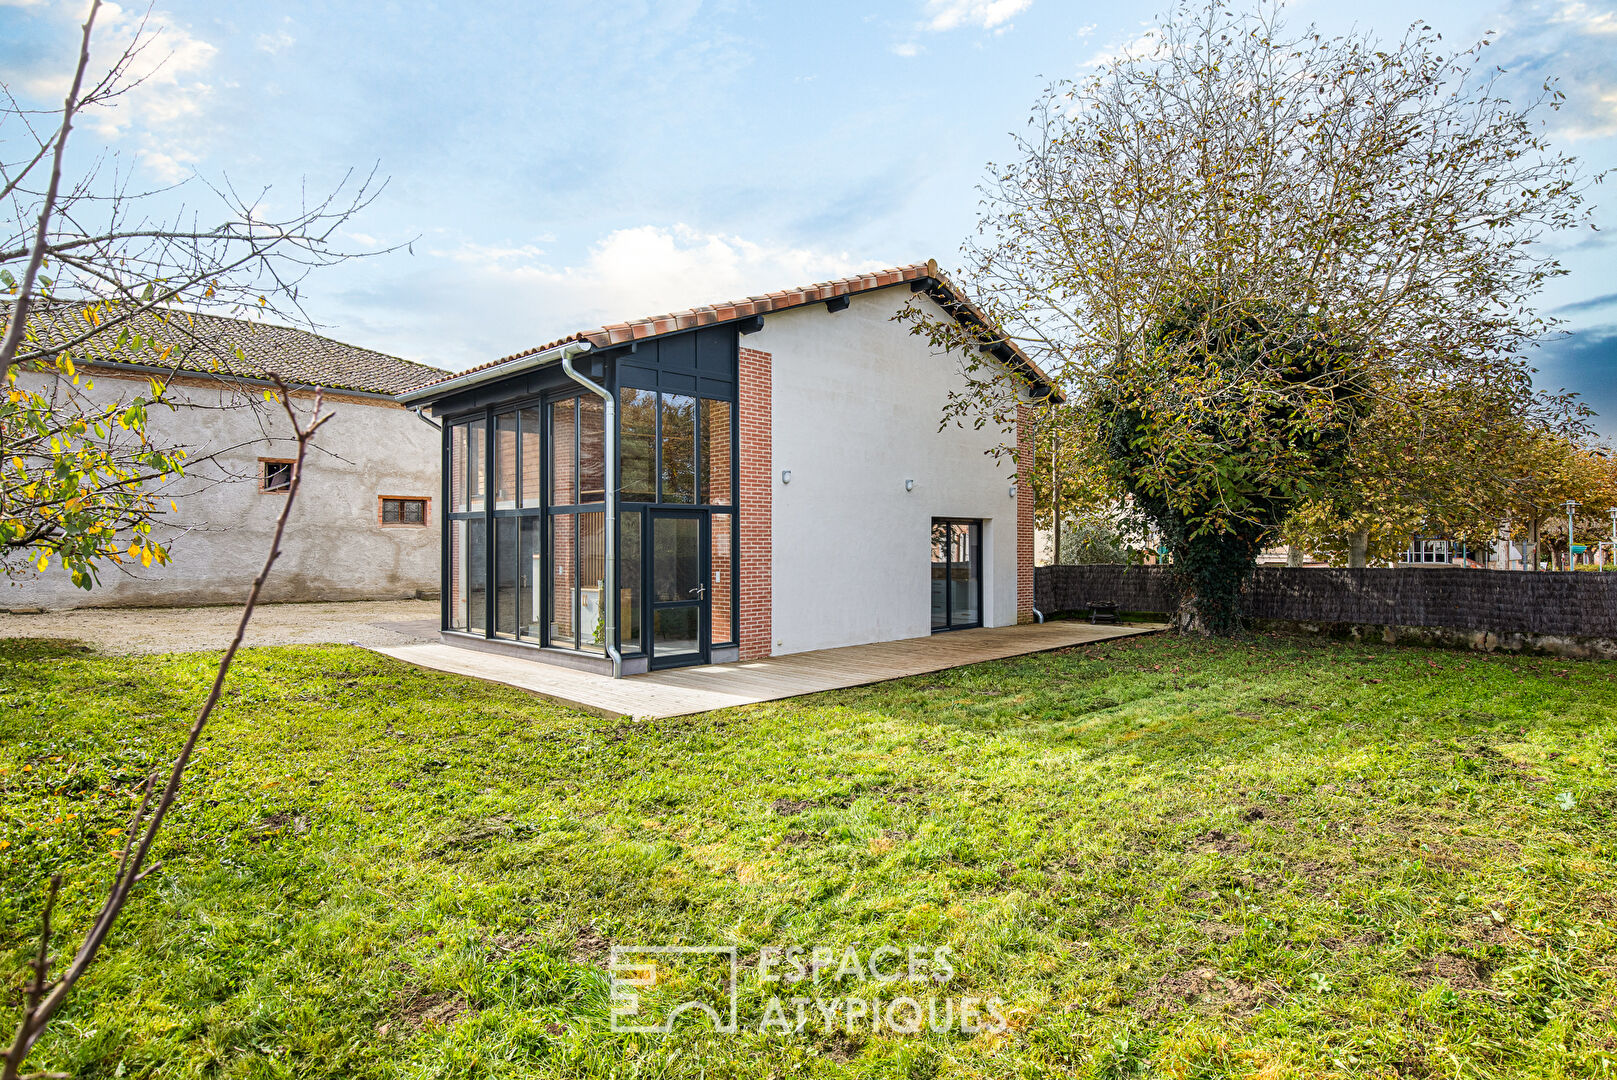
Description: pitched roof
xmin=408 ymin=260 xmax=1062 ymax=400
xmin=18 ymin=306 xmax=446 ymax=396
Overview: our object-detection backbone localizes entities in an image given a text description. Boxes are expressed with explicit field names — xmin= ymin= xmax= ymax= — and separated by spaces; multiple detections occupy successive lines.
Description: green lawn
xmin=2 ymin=632 xmax=1615 ymax=1079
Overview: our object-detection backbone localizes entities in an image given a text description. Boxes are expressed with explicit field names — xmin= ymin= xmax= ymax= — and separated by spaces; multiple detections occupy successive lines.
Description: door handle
xmin=689 ymin=584 xmax=705 ymax=599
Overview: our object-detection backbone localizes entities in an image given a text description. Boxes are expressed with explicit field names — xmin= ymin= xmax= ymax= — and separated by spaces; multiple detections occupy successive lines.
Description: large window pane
xmin=450 ymin=422 xmax=468 ymax=512
xmin=578 ymin=513 xmax=605 ymax=653
xmin=550 ymin=515 xmax=575 ymax=647
xmin=466 ymin=418 xmax=487 ymax=512
xmin=494 ymin=412 xmax=518 ymax=510
xmin=944 ymin=523 xmax=983 ymax=624
xmin=550 ymin=399 xmax=576 ymax=506
xmin=580 ymin=396 xmax=605 ymax=503
xmin=660 ymin=393 xmax=696 ymax=503
xmin=621 ymin=388 xmax=657 ymax=502
xmin=548 ymin=512 xmax=606 ymax=654
xmin=930 ymin=522 xmax=949 ymax=631
xmin=449 ymin=519 xmax=469 ymax=630
xmin=519 ymin=407 xmax=543 ymax=508
xmin=494 ymin=516 xmax=518 ymax=637
xmin=711 ymin=512 xmax=734 ymax=646
xmin=620 ymin=511 xmax=643 ymax=655
xmin=700 ymin=398 xmax=732 ymax=505
xmin=519 ymin=516 xmax=542 ymax=641
xmin=653 ymin=515 xmax=701 ymax=602
xmin=453 ymin=516 xmax=486 ymax=634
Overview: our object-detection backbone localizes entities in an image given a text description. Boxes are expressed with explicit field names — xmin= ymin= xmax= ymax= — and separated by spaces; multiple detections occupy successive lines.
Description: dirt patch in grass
xmin=1190 ymin=828 xmax=1249 ymax=855
xmin=1408 ymin=954 xmax=1491 ymax=993
xmin=772 ymin=797 xmax=815 ymax=816
xmin=572 ymin=926 xmax=612 ymax=964
xmin=1142 ymin=966 xmax=1270 ymax=1019
xmin=399 ymin=989 xmax=474 ymax=1029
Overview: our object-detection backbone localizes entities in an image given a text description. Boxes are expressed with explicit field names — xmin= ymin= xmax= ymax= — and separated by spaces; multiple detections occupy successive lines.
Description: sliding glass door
xmin=931 ymin=519 xmax=982 ymax=631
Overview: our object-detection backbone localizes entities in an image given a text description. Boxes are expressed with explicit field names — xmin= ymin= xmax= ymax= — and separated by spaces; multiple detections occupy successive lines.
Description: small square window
xmin=380 ymin=496 xmax=429 ymax=526
xmin=260 ymin=459 xmax=295 ymax=492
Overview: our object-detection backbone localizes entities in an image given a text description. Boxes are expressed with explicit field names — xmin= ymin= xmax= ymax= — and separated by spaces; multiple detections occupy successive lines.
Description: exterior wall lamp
xmin=905 ymin=478 xmax=914 ymax=492
xmin=780 ymin=469 xmax=792 ymax=485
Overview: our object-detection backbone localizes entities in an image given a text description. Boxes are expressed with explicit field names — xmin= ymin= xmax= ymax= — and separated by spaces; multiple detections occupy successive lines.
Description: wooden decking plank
xmin=372 ymin=622 xmax=1163 ymax=719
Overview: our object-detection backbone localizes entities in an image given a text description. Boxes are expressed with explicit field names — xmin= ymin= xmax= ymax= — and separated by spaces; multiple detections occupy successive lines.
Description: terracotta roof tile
xmin=20 ymin=306 xmax=445 ymax=395
xmin=415 ymin=259 xmax=1061 ymax=398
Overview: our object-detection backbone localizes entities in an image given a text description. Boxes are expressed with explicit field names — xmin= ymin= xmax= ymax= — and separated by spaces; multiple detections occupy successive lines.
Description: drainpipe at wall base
xmin=1032 ymin=607 xmax=1045 ymax=624
xmin=559 ymin=343 xmax=623 ymax=680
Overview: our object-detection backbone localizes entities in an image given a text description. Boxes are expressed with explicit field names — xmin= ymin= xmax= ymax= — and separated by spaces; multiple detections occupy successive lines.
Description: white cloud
xmin=1079 ymin=28 xmax=1159 ymax=72
xmin=255 ymin=28 xmax=295 ymax=54
xmin=922 ymin=0 xmax=1032 ymax=33
xmin=353 ymin=225 xmax=892 ymax=371
xmin=1496 ymin=1 xmax=1617 ymax=142
xmin=892 ymin=41 xmax=923 ymax=57
xmin=13 ymin=2 xmax=218 ymax=179
xmin=1549 ymin=1 xmax=1617 ymax=34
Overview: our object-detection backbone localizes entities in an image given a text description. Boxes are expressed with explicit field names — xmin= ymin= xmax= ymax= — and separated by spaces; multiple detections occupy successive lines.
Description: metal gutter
xmin=395 ymin=339 xmax=590 ymax=406
xmin=555 ymin=343 xmax=623 ymax=679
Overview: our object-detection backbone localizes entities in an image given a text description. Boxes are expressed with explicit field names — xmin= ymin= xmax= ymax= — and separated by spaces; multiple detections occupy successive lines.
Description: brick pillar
xmin=1017 ymin=404 xmax=1035 ymax=624
xmin=739 ymin=347 xmax=773 ymax=659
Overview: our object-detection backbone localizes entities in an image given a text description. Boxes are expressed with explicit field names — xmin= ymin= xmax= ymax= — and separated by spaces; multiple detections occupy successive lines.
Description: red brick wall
xmin=1017 ymin=404 xmax=1035 ymax=624
xmin=738 ymin=347 xmax=773 ymax=659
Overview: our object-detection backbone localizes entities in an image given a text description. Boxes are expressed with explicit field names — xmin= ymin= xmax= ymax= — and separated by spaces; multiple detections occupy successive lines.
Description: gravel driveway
xmin=0 ymin=599 xmax=441 ymax=655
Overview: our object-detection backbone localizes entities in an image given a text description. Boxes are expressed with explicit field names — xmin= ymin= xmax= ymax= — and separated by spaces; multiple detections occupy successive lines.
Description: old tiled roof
xmin=412 ymin=260 xmax=1062 ymax=398
xmin=19 ymin=306 xmax=445 ymax=396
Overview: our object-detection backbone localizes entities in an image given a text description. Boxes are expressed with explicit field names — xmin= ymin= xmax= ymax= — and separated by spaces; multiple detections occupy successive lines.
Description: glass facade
xmin=440 ymin=333 xmax=739 ymax=666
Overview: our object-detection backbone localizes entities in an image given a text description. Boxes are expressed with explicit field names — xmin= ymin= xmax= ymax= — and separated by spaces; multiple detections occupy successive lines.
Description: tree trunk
xmin=1347 ymin=530 xmax=1368 ymax=568
xmin=1286 ymin=545 xmax=1304 ymax=567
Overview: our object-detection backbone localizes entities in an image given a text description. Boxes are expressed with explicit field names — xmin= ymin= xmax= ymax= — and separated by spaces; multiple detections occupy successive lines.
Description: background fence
xmin=1034 ymin=564 xmax=1617 ymax=639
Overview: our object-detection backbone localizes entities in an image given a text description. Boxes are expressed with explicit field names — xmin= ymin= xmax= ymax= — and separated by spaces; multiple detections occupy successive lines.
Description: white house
xmin=7 ymin=312 xmax=446 ymax=610
xmin=399 ymin=261 xmax=1061 ymax=674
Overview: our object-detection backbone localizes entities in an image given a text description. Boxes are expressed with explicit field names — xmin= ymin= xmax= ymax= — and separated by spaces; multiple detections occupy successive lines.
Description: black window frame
xmin=437 ymin=328 xmax=742 ymax=659
xmin=930 ymin=518 xmax=984 ymax=633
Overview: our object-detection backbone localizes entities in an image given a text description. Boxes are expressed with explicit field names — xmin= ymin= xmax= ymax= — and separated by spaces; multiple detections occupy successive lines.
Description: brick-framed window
xmin=259 ymin=458 xmax=296 ymax=492
xmin=379 ymin=495 xmax=430 ymax=527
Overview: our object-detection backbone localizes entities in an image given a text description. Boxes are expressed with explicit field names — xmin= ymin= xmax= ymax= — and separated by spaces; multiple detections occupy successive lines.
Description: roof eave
xmin=396 ymin=339 xmax=594 ymax=406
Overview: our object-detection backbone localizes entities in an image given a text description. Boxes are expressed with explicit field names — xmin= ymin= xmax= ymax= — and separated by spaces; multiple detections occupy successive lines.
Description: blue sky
xmin=3 ymin=0 xmax=1614 ymax=434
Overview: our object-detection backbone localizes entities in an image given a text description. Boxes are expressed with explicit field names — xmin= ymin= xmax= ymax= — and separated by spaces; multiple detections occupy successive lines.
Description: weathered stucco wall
xmin=753 ymin=288 xmax=1023 ymax=655
xmin=5 ymin=369 xmax=440 ymax=610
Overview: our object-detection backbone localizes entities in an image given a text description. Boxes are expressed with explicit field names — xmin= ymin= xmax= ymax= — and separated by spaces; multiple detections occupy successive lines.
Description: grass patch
xmin=2 ymin=632 xmax=1615 ymax=1077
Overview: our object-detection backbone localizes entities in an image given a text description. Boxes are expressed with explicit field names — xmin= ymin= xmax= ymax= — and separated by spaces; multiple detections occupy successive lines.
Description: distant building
xmin=7 ymin=312 xmax=445 ymax=610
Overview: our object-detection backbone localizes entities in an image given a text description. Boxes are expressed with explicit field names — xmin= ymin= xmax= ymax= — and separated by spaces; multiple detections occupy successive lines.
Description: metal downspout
xmin=559 ymin=344 xmax=623 ymax=679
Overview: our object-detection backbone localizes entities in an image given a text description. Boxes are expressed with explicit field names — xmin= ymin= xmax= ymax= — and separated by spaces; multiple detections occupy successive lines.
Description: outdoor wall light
xmin=780 ymin=469 xmax=792 ymax=485
xmin=905 ymin=478 xmax=915 ymax=492
xmin=1009 ymin=484 xmax=1017 ymax=499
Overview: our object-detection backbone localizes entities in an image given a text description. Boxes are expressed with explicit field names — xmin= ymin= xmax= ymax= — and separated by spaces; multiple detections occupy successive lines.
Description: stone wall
xmin=1036 ymin=564 xmax=1617 ymax=654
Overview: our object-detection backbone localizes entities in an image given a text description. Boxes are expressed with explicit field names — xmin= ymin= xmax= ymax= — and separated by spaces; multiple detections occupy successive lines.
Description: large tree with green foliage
xmin=905 ymin=0 xmax=1601 ymax=631
xmin=1097 ymin=290 xmax=1367 ymax=630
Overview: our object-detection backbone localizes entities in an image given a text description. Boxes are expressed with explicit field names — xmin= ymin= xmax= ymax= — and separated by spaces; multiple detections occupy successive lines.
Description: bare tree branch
xmin=0 ymin=379 xmax=330 ymax=1080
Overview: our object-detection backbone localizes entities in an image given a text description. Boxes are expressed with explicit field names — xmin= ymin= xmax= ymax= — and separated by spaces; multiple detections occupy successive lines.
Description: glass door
xmin=650 ymin=510 xmax=708 ymax=668
xmin=931 ymin=519 xmax=982 ymax=631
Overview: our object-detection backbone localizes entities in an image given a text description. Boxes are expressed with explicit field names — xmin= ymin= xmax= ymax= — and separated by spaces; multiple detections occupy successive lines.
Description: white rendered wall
xmin=754 ymin=288 xmax=1020 ymax=655
xmin=5 ymin=370 xmax=440 ymax=610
